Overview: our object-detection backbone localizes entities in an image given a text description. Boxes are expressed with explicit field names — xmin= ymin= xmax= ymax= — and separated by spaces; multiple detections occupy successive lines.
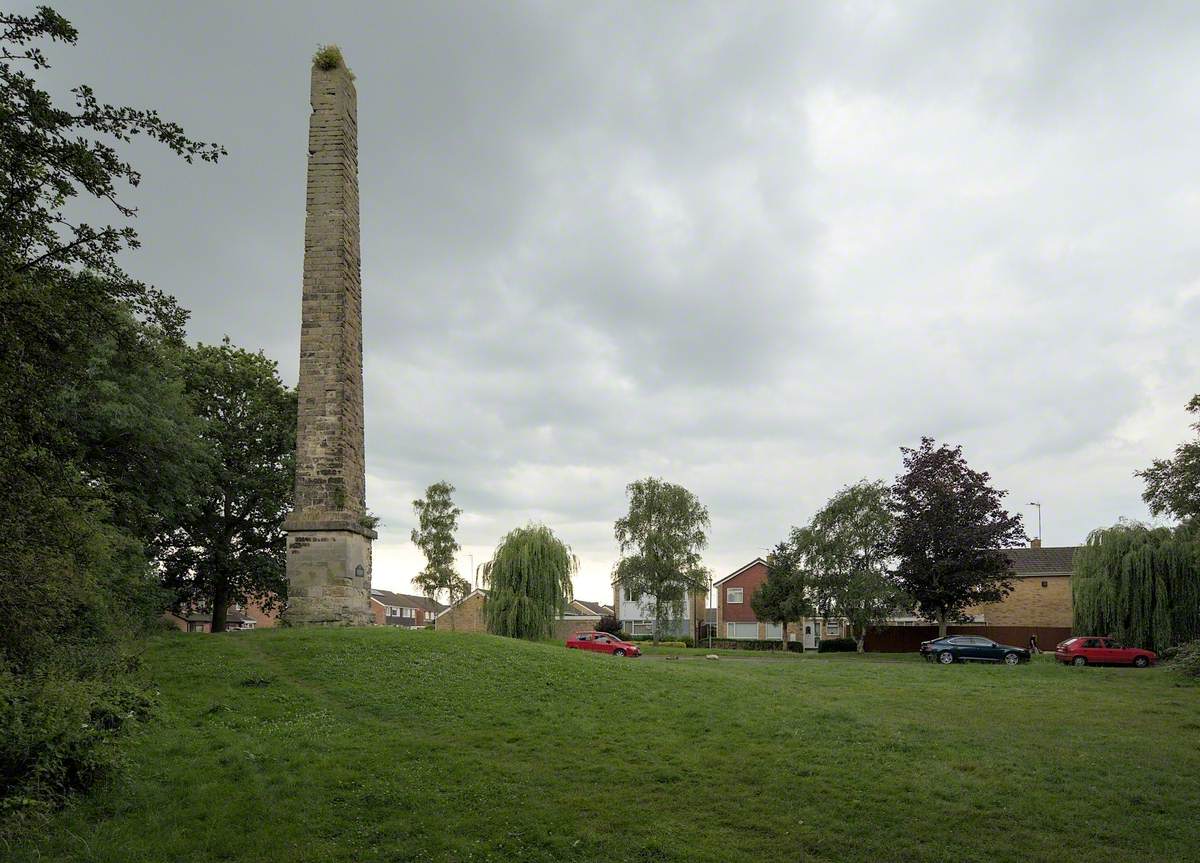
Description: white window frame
xmin=726 ymin=587 xmax=743 ymax=604
xmin=402 ymin=607 xmax=416 ymax=618
xmin=727 ymin=621 xmax=758 ymax=639
xmin=763 ymin=622 xmax=783 ymax=640
xmin=826 ymin=622 xmax=840 ymax=635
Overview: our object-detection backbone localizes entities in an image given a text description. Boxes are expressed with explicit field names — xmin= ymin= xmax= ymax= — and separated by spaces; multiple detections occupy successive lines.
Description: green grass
xmin=11 ymin=628 xmax=1200 ymax=862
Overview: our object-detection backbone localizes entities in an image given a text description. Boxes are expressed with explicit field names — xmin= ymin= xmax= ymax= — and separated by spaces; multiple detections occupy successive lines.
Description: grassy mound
xmin=11 ymin=628 xmax=1200 ymax=862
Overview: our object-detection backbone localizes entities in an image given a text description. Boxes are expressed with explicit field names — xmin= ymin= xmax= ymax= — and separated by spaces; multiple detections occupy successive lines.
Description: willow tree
xmin=481 ymin=524 xmax=576 ymax=640
xmin=1073 ymin=522 xmax=1200 ymax=652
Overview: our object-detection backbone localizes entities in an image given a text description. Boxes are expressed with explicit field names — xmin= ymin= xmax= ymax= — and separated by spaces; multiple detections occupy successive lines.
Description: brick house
xmin=715 ymin=558 xmax=848 ymax=648
xmin=966 ymin=541 xmax=1079 ymax=628
xmin=435 ymin=590 xmax=609 ymax=639
xmin=369 ymin=589 xmax=445 ymax=628
xmin=164 ymin=599 xmax=279 ymax=633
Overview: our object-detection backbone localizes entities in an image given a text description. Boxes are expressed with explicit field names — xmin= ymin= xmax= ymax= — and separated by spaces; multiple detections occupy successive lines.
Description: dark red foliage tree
xmin=890 ymin=437 xmax=1026 ymax=635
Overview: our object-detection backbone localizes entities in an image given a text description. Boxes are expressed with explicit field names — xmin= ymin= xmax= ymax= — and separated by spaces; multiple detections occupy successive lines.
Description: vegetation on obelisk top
xmin=612 ymin=477 xmax=710 ymax=643
xmin=411 ymin=482 xmax=468 ymax=622
xmin=889 ymin=438 xmax=1025 ymax=636
xmin=481 ymin=524 xmax=576 ymax=640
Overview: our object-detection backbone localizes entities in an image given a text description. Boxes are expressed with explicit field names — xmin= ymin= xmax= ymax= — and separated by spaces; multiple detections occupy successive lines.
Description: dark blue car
xmin=920 ymin=635 xmax=1029 ymax=665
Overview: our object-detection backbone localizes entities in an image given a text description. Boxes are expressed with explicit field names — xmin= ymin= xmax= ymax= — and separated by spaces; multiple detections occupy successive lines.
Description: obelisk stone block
xmin=283 ymin=49 xmax=375 ymax=626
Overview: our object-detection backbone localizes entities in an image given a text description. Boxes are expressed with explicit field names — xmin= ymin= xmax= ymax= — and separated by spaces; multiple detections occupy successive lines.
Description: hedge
xmin=817 ymin=637 xmax=858 ymax=653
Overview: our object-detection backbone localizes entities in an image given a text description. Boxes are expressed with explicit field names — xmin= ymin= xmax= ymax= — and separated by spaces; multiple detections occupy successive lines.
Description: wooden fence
xmin=863 ymin=624 xmax=1073 ymax=653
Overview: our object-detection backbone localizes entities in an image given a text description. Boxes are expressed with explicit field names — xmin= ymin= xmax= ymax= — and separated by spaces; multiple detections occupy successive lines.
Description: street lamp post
xmin=1028 ymin=501 xmax=1042 ymax=544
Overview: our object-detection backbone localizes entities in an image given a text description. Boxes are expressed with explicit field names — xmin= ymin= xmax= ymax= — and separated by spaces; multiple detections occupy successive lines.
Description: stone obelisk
xmin=282 ymin=48 xmax=375 ymax=625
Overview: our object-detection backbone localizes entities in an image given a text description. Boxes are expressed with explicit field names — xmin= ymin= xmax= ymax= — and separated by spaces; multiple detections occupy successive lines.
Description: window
xmin=726 ymin=587 xmax=743 ymax=604
xmin=576 ymin=633 xmax=592 ymax=641
xmin=402 ymin=607 xmax=416 ymax=618
xmin=1083 ymin=639 xmax=1102 ymax=648
xmin=623 ymin=588 xmax=643 ymax=602
xmin=826 ymin=623 xmax=840 ymax=636
xmin=727 ymin=621 xmax=758 ymax=639
xmin=1104 ymin=639 xmax=1121 ymax=648
xmin=763 ymin=622 xmax=782 ymax=640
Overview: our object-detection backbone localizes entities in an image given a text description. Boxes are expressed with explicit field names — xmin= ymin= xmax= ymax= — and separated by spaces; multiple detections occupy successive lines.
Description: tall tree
xmin=613 ymin=477 xmax=710 ymax=643
xmin=0 ymin=8 xmax=221 ymax=667
xmin=1138 ymin=394 xmax=1200 ymax=527
xmin=410 ymin=482 xmax=468 ymax=625
xmin=1073 ymin=522 xmax=1200 ymax=652
xmin=808 ymin=480 xmax=907 ymax=651
xmin=481 ymin=524 xmax=576 ymax=640
xmin=752 ymin=529 xmax=817 ymax=644
xmin=890 ymin=438 xmax=1025 ymax=636
xmin=158 ymin=340 xmax=296 ymax=632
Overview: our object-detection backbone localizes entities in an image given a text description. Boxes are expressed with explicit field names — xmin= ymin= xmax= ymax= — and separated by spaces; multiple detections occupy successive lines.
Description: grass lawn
xmin=11 ymin=628 xmax=1200 ymax=863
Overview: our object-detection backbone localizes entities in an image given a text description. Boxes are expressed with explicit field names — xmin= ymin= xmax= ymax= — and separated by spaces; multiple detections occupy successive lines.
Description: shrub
xmin=657 ymin=641 xmax=687 ymax=648
xmin=313 ymin=44 xmax=344 ymax=70
xmin=596 ymin=615 xmax=622 ymax=635
xmin=817 ymin=637 xmax=859 ymax=653
xmin=0 ymin=667 xmax=155 ymax=836
xmin=1166 ymin=640 xmax=1200 ymax=679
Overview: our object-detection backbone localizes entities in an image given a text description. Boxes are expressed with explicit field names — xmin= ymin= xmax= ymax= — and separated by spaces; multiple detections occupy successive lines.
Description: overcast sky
xmin=33 ymin=1 xmax=1200 ymax=603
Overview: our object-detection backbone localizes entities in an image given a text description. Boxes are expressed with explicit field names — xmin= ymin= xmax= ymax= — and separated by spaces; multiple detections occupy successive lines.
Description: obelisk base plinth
xmin=282 ymin=518 xmax=376 ymax=626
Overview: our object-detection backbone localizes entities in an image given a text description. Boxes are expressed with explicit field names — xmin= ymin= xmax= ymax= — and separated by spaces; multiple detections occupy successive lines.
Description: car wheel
xmin=938 ymin=650 xmax=955 ymax=665
xmin=1072 ymin=656 xmax=1087 ymax=667
xmin=614 ymin=648 xmax=626 ymax=657
xmin=1133 ymin=656 xmax=1149 ymax=668
xmin=1003 ymin=652 xmax=1020 ymax=665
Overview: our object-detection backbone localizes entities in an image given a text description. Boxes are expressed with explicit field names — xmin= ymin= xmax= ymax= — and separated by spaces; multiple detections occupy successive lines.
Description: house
xmin=612 ymin=583 xmax=706 ymax=640
xmin=965 ymin=540 xmax=1079 ymax=628
xmin=370 ymin=589 xmax=446 ymax=628
xmin=434 ymin=590 xmax=608 ymax=639
xmin=166 ymin=607 xmax=255 ymax=633
xmin=568 ymin=599 xmax=614 ymax=618
xmin=714 ymin=558 xmax=848 ymax=648
xmin=863 ymin=540 xmax=1081 ymax=651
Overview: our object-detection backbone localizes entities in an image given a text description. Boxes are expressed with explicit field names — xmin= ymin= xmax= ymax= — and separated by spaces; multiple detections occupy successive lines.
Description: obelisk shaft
xmin=283 ymin=53 xmax=375 ymax=626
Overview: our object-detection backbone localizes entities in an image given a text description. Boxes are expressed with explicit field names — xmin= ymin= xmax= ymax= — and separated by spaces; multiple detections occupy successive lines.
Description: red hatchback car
xmin=566 ymin=631 xmax=641 ymax=657
xmin=1055 ymin=637 xmax=1157 ymax=668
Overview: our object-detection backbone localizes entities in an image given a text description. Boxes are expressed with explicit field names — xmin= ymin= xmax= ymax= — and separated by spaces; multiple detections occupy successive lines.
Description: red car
xmin=1055 ymin=636 xmax=1157 ymax=668
xmin=566 ymin=631 xmax=641 ymax=657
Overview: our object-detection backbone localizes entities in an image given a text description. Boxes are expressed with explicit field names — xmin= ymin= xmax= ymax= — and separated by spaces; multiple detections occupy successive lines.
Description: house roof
xmin=571 ymin=599 xmax=613 ymax=617
xmin=370 ymin=589 xmax=447 ymax=614
xmin=713 ymin=557 xmax=769 ymax=587
xmin=1004 ymin=546 xmax=1081 ymax=576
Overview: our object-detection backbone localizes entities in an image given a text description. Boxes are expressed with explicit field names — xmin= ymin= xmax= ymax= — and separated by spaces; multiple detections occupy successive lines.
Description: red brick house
xmin=714 ymin=558 xmax=847 ymax=648
xmin=370 ymin=589 xmax=446 ymax=628
xmin=164 ymin=599 xmax=279 ymax=633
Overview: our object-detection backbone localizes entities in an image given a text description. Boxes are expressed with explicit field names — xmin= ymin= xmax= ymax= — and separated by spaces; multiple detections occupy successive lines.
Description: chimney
xmin=1030 ymin=538 xmax=1042 ymax=548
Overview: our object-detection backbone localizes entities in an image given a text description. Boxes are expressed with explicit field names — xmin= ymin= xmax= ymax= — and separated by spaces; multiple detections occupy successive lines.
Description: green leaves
xmin=411 ymin=482 xmax=467 ymax=611
xmin=613 ymin=477 xmax=710 ymax=640
xmin=1073 ymin=522 xmax=1200 ymax=652
xmin=1138 ymin=394 xmax=1200 ymax=527
xmin=481 ymin=524 xmax=576 ymax=640
xmin=156 ymin=340 xmax=297 ymax=629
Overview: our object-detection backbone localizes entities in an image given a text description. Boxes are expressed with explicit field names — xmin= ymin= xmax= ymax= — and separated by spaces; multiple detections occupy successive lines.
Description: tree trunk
xmin=937 ymin=610 xmax=947 ymax=638
xmin=781 ymin=621 xmax=788 ymax=650
xmin=211 ymin=576 xmax=229 ymax=633
xmin=856 ymin=633 xmax=866 ymax=653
